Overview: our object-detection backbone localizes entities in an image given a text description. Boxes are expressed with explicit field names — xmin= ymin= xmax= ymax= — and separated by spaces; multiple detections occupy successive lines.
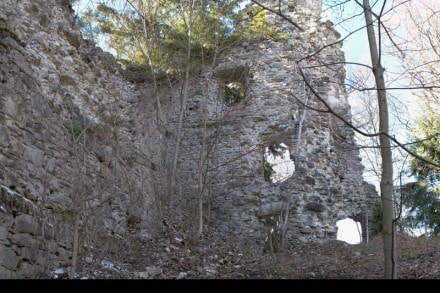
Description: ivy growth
xmin=263 ymin=160 xmax=274 ymax=182
xmin=371 ymin=202 xmax=383 ymax=234
xmin=241 ymin=7 xmax=288 ymax=41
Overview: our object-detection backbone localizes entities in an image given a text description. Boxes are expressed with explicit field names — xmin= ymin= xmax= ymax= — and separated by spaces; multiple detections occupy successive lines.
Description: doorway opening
xmin=336 ymin=218 xmax=362 ymax=244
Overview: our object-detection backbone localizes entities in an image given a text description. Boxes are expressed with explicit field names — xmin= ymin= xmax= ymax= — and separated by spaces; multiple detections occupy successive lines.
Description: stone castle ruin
xmin=0 ymin=0 xmax=378 ymax=278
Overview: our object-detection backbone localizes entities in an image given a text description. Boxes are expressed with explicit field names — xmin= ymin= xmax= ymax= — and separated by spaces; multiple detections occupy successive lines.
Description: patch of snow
xmin=100 ymin=260 xmax=121 ymax=273
xmin=0 ymin=205 xmax=6 ymax=212
xmin=204 ymin=266 xmax=218 ymax=275
xmin=145 ymin=266 xmax=162 ymax=277
xmin=138 ymin=271 xmax=149 ymax=279
xmin=176 ymin=272 xmax=187 ymax=279
xmin=85 ymin=256 xmax=94 ymax=263
xmin=0 ymin=184 xmax=38 ymax=211
xmin=53 ymin=268 xmax=65 ymax=274
xmin=49 ymin=268 xmax=67 ymax=279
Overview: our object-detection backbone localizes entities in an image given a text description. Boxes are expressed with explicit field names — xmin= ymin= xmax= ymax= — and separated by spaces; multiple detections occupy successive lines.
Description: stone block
xmin=0 ymin=211 xmax=14 ymax=228
xmin=23 ymin=145 xmax=44 ymax=166
xmin=21 ymin=247 xmax=37 ymax=261
xmin=257 ymin=202 xmax=284 ymax=217
xmin=18 ymin=261 xmax=45 ymax=279
xmin=0 ymin=246 xmax=18 ymax=270
xmin=36 ymin=254 xmax=49 ymax=267
xmin=48 ymin=192 xmax=72 ymax=207
xmin=300 ymin=226 xmax=313 ymax=234
xmin=14 ymin=214 xmax=38 ymax=235
xmin=0 ymin=226 xmax=8 ymax=243
xmin=305 ymin=202 xmax=325 ymax=213
xmin=0 ymin=266 xmax=12 ymax=279
xmin=9 ymin=233 xmax=37 ymax=248
xmin=0 ymin=126 xmax=10 ymax=148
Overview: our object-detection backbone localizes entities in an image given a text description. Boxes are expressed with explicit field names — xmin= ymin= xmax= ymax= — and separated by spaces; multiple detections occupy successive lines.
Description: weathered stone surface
xmin=23 ymin=145 xmax=44 ymax=166
xmin=14 ymin=214 xmax=38 ymax=235
xmin=146 ymin=266 xmax=162 ymax=278
xmin=36 ymin=254 xmax=49 ymax=268
xmin=0 ymin=266 xmax=13 ymax=279
xmin=305 ymin=202 xmax=325 ymax=213
xmin=9 ymin=233 xmax=37 ymax=248
xmin=21 ymin=247 xmax=37 ymax=262
xmin=0 ymin=126 xmax=10 ymax=148
xmin=305 ymin=176 xmax=316 ymax=186
xmin=0 ymin=226 xmax=8 ymax=243
xmin=48 ymin=192 xmax=72 ymax=207
xmin=0 ymin=212 xmax=14 ymax=228
xmin=257 ymin=202 xmax=284 ymax=217
xmin=18 ymin=261 xmax=45 ymax=279
xmin=0 ymin=246 xmax=18 ymax=270
xmin=0 ymin=0 xmax=379 ymax=278
xmin=300 ymin=226 xmax=313 ymax=234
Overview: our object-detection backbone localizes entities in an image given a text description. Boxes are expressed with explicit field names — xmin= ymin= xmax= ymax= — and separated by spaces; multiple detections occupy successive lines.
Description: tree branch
xmin=250 ymin=0 xmax=304 ymax=32
xmin=299 ymin=24 xmax=367 ymax=62
xmin=296 ymin=65 xmax=440 ymax=169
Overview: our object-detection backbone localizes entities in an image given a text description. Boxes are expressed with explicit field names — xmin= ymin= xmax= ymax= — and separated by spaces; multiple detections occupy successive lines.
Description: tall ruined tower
xmin=0 ymin=0 xmax=378 ymax=278
xmin=177 ymin=0 xmax=379 ymax=246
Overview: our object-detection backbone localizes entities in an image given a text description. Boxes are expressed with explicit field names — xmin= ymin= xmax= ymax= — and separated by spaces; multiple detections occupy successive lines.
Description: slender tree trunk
xmin=169 ymin=1 xmax=194 ymax=207
xmin=196 ymin=95 xmax=208 ymax=238
xmin=363 ymin=0 xmax=396 ymax=279
xmin=280 ymin=197 xmax=290 ymax=250
xmin=70 ymin=212 xmax=80 ymax=279
xmin=365 ymin=209 xmax=369 ymax=245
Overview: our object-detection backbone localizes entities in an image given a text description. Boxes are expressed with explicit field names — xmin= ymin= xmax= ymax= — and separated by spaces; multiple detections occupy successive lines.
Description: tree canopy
xmin=75 ymin=0 xmax=244 ymax=75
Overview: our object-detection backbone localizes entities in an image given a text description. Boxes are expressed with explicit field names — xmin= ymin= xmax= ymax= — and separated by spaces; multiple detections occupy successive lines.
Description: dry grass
xmin=252 ymin=233 xmax=440 ymax=279
xmin=74 ymin=230 xmax=440 ymax=279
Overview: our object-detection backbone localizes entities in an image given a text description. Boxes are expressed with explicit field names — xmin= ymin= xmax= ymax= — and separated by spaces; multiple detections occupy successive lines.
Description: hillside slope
xmin=52 ymin=231 xmax=439 ymax=279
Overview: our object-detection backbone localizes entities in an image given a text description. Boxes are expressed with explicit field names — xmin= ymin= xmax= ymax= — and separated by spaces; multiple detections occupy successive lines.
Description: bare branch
xmin=297 ymin=65 xmax=440 ymax=169
xmin=348 ymin=85 xmax=440 ymax=92
xmin=299 ymin=24 xmax=367 ymax=62
xmin=304 ymin=61 xmax=373 ymax=70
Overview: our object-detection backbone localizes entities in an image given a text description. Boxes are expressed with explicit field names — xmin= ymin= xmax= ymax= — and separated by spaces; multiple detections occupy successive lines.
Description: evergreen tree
xmin=402 ymin=102 xmax=440 ymax=234
xmin=75 ymin=0 xmax=242 ymax=76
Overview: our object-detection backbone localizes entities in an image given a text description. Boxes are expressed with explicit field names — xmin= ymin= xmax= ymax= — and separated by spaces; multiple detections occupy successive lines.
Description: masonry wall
xmin=0 ymin=0 xmax=160 ymax=278
xmin=0 ymin=0 xmax=378 ymax=278
xmin=173 ymin=0 xmax=378 ymax=247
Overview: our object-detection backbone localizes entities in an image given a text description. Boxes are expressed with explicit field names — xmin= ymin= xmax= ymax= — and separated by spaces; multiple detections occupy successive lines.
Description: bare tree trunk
xmin=168 ymin=1 xmax=195 ymax=209
xmin=196 ymin=95 xmax=208 ymax=238
xmin=280 ymin=197 xmax=290 ymax=250
xmin=196 ymin=73 xmax=217 ymax=238
xmin=70 ymin=212 xmax=80 ymax=279
xmin=365 ymin=208 xmax=369 ymax=245
xmin=139 ymin=3 xmax=164 ymax=127
xmin=363 ymin=0 xmax=396 ymax=279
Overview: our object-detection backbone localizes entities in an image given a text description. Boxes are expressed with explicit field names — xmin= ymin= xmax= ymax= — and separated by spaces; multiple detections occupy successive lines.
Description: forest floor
xmin=74 ymin=229 xmax=440 ymax=280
